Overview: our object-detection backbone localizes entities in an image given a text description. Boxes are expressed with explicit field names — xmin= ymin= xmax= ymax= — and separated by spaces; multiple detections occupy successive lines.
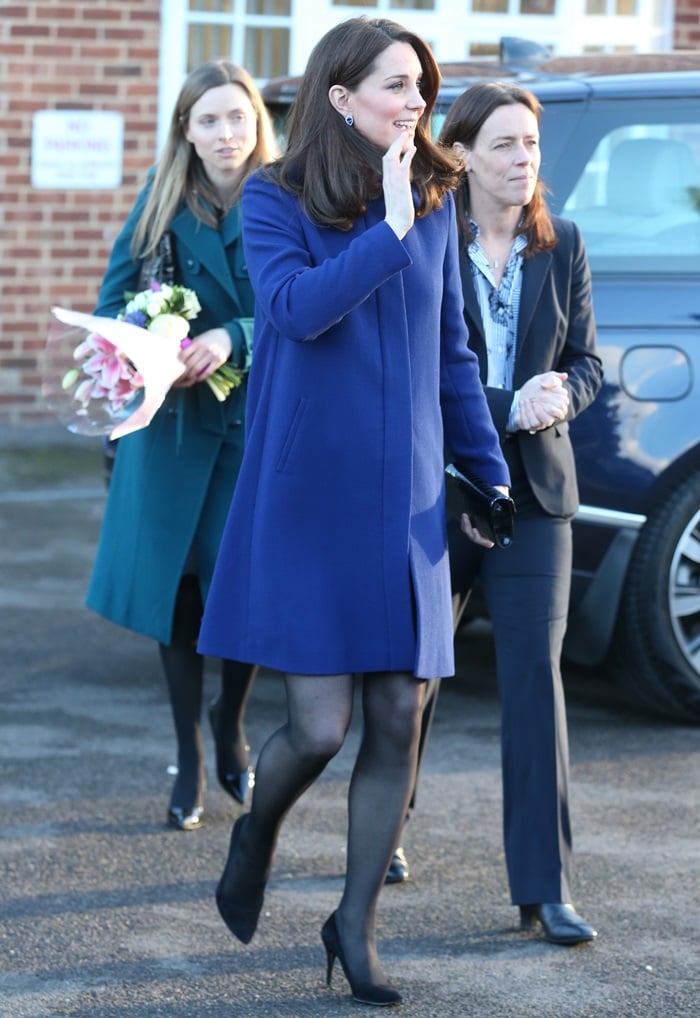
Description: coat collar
xmin=169 ymin=202 xmax=243 ymax=309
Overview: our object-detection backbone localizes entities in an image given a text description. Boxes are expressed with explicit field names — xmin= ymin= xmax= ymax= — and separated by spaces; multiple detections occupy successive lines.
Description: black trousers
xmin=415 ymin=465 xmax=574 ymax=905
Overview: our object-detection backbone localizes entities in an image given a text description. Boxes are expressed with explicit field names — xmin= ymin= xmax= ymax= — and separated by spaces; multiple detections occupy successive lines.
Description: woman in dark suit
xmin=392 ymin=82 xmax=603 ymax=943
xmin=86 ymin=61 xmax=277 ymax=830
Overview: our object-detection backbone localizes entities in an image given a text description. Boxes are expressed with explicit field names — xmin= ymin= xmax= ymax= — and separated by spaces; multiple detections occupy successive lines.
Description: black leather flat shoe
xmin=167 ymin=805 xmax=203 ymax=831
xmin=208 ymin=699 xmax=255 ymax=805
xmin=520 ymin=903 xmax=597 ymax=945
xmin=384 ymin=847 xmax=409 ymax=885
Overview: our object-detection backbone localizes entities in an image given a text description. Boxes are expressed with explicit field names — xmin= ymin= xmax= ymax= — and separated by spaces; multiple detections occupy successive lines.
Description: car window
xmin=562 ymin=122 xmax=700 ymax=272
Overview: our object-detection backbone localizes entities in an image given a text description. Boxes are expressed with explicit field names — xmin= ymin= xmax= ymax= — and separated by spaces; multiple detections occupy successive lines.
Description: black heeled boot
xmin=167 ymin=802 xmax=203 ymax=831
xmin=208 ymin=697 xmax=254 ymax=805
xmin=161 ymin=575 xmax=206 ymax=831
xmin=520 ymin=903 xmax=597 ymax=945
xmin=215 ymin=813 xmax=271 ymax=944
xmin=321 ymin=912 xmax=402 ymax=1007
xmin=165 ymin=739 xmax=205 ymax=831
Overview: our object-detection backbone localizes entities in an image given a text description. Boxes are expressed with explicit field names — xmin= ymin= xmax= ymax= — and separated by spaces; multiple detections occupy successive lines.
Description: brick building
xmin=675 ymin=0 xmax=700 ymax=46
xmin=2 ymin=0 xmax=699 ymax=431
xmin=1 ymin=1 xmax=162 ymax=430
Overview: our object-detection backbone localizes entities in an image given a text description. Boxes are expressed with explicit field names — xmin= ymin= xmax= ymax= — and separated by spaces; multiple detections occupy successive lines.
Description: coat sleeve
xmin=93 ymin=185 xmax=150 ymax=317
xmin=223 ymin=317 xmax=253 ymax=371
xmin=241 ymin=174 xmax=413 ymax=342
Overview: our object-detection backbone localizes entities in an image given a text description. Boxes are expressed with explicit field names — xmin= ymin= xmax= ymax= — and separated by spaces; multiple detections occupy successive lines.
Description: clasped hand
xmin=516 ymin=371 xmax=569 ymax=432
xmin=175 ymin=327 xmax=232 ymax=388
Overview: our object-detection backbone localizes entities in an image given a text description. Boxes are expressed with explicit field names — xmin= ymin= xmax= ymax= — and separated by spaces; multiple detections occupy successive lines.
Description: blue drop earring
xmin=344 ymin=114 xmax=354 ymax=127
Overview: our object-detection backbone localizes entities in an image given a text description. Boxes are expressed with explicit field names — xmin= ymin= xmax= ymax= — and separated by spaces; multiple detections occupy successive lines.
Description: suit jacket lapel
xmin=517 ymin=251 xmax=551 ymax=363
xmin=459 ymin=249 xmax=488 ymax=382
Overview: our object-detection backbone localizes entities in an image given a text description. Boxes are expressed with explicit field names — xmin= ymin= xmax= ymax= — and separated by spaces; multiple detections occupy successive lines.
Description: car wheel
xmin=612 ymin=468 xmax=700 ymax=723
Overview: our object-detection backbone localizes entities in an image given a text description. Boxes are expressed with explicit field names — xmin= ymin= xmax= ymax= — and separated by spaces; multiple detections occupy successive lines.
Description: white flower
xmin=146 ymin=297 xmax=164 ymax=318
xmin=148 ymin=313 xmax=190 ymax=342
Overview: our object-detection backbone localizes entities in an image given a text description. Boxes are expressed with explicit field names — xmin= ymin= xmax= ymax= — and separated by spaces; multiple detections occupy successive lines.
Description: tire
xmin=612 ymin=468 xmax=700 ymax=723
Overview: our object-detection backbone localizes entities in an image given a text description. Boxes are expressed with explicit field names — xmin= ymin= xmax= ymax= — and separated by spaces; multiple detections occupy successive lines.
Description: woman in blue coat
xmin=198 ymin=19 xmax=509 ymax=1007
xmin=86 ymin=62 xmax=277 ymax=830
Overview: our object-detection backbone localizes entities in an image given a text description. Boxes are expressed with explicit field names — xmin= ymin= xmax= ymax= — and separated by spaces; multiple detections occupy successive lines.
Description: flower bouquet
xmin=42 ymin=282 xmax=243 ymax=440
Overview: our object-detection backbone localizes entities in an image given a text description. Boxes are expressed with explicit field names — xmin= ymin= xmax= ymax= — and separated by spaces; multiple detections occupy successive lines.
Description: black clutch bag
xmin=445 ymin=463 xmax=516 ymax=548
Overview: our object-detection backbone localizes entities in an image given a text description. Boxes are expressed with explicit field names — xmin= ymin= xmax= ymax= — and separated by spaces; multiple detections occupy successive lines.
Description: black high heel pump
xmin=321 ymin=912 xmax=402 ymax=1007
xmin=215 ymin=813 xmax=269 ymax=944
xmin=208 ymin=698 xmax=254 ymax=805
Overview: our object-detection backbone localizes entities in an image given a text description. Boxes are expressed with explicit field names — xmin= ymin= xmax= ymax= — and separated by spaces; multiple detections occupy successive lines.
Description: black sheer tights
xmin=242 ymin=671 xmax=424 ymax=979
xmin=158 ymin=575 xmax=256 ymax=811
xmin=337 ymin=672 xmax=425 ymax=986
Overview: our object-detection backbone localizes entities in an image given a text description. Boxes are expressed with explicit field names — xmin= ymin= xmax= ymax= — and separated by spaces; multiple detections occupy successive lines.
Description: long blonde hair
xmin=131 ymin=60 xmax=278 ymax=259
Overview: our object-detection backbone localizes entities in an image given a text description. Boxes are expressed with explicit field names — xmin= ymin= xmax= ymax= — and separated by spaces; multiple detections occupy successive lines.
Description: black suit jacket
xmin=459 ymin=215 xmax=603 ymax=517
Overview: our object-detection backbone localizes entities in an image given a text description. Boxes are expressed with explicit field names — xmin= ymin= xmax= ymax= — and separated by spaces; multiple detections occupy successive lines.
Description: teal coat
xmin=86 ymin=185 xmax=254 ymax=644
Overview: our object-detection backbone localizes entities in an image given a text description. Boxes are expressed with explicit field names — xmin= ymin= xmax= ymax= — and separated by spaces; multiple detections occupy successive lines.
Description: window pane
xmin=332 ymin=0 xmax=377 ymax=5
xmin=246 ymin=0 xmax=291 ymax=13
xmin=189 ymin=0 xmax=234 ymax=11
xmin=616 ymin=0 xmax=637 ymax=13
xmin=245 ymin=26 xmax=290 ymax=78
xmin=469 ymin=42 xmax=500 ymax=56
xmin=390 ymin=0 xmax=436 ymax=9
xmin=187 ymin=24 xmax=233 ymax=71
xmin=562 ymin=125 xmax=700 ymax=270
xmin=585 ymin=0 xmax=606 ymax=12
xmin=520 ymin=0 xmax=555 ymax=12
xmin=472 ymin=1 xmax=508 ymax=12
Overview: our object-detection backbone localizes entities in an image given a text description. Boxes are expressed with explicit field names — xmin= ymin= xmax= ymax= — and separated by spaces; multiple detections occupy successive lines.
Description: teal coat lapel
xmin=170 ymin=204 xmax=245 ymax=316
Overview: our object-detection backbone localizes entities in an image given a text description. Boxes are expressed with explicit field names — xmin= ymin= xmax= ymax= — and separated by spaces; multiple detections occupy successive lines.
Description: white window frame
xmin=156 ymin=0 xmax=675 ymax=152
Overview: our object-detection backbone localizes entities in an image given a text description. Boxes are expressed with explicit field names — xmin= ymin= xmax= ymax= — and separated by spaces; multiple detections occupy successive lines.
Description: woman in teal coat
xmin=86 ymin=61 xmax=277 ymax=830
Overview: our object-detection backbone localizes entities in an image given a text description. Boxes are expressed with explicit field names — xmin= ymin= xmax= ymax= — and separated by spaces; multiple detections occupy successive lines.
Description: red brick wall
xmin=674 ymin=0 xmax=700 ymax=47
xmin=0 ymin=0 xmax=161 ymax=428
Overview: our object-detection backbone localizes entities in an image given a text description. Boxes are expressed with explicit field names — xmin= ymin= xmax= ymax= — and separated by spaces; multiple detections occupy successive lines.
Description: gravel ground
xmin=1 ymin=434 xmax=698 ymax=1017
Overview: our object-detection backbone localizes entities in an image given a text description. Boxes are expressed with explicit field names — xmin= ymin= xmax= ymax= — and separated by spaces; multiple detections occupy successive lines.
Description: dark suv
xmin=262 ymin=46 xmax=700 ymax=723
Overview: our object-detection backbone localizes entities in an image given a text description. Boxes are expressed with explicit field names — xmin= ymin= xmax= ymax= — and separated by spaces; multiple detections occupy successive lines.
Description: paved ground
xmin=1 ymin=431 xmax=698 ymax=1017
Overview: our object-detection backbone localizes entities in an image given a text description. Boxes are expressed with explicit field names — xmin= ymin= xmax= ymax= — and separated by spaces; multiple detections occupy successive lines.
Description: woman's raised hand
xmin=383 ymin=131 xmax=417 ymax=240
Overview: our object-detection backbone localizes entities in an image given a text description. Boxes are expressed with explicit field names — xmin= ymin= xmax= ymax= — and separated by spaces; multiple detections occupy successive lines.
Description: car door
xmin=542 ymin=86 xmax=700 ymax=721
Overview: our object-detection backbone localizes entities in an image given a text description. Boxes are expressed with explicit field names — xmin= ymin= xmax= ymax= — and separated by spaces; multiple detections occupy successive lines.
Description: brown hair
xmin=266 ymin=17 xmax=461 ymax=230
xmin=438 ymin=81 xmax=556 ymax=256
xmin=131 ymin=60 xmax=278 ymax=258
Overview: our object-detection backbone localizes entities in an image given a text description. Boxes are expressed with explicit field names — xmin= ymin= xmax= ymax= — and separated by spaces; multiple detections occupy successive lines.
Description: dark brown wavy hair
xmin=438 ymin=81 xmax=556 ymax=257
xmin=266 ymin=17 xmax=461 ymax=230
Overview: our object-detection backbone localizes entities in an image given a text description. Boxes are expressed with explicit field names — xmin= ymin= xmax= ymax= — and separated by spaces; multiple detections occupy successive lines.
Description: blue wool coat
xmin=86 ymin=184 xmax=254 ymax=644
xmin=198 ymin=175 xmax=510 ymax=679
